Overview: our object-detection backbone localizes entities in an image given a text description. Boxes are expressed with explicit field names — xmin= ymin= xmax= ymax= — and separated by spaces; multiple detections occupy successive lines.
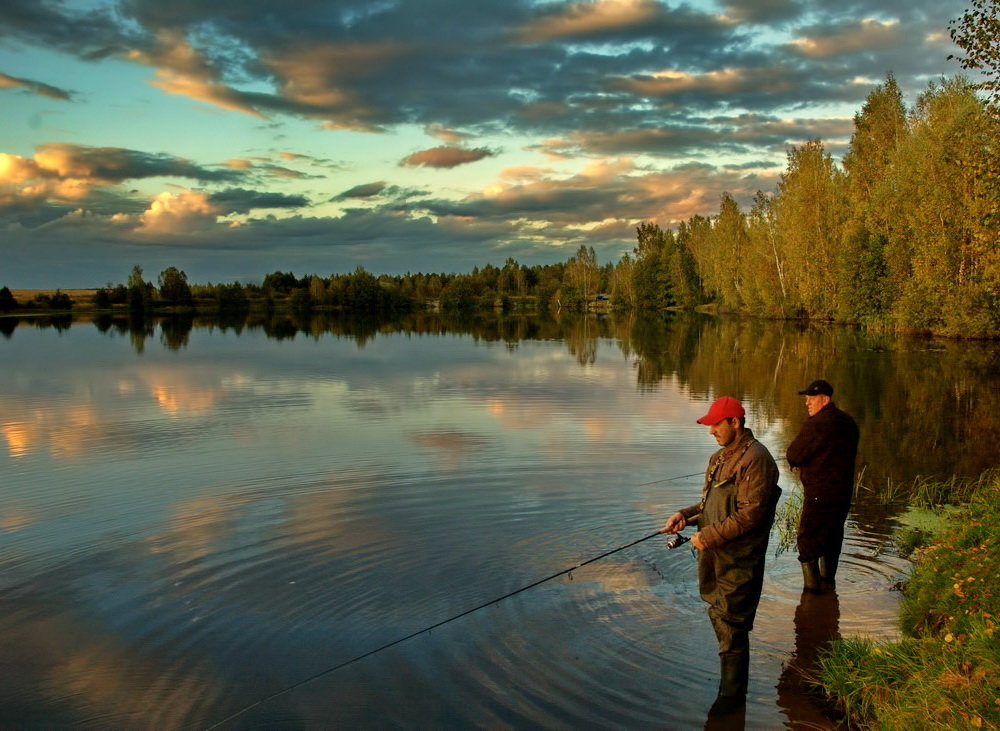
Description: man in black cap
xmin=786 ymin=380 xmax=859 ymax=592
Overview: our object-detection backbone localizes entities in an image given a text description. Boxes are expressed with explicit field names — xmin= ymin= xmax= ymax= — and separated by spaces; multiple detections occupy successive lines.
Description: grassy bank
xmin=818 ymin=469 xmax=1000 ymax=729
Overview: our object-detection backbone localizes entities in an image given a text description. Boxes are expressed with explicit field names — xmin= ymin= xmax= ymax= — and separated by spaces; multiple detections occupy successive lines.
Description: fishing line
xmin=207 ymin=525 xmax=693 ymax=728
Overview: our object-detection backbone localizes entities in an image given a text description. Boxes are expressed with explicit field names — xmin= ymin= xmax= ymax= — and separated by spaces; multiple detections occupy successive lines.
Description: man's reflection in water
xmin=703 ymin=589 xmax=841 ymax=730
xmin=704 ymin=694 xmax=746 ymax=730
xmin=774 ymin=589 xmax=842 ymax=728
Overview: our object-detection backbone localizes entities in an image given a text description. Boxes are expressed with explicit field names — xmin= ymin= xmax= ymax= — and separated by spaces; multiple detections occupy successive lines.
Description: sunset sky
xmin=0 ymin=0 xmax=973 ymax=287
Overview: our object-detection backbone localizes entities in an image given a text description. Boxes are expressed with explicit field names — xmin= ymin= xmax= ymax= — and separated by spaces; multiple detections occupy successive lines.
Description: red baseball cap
xmin=696 ymin=396 xmax=745 ymax=425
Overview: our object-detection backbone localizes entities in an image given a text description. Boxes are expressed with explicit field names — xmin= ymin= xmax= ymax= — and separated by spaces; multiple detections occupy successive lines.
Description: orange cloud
xmin=517 ymin=0 xmax=659 ymax=42
xmin=125 ymin=30 xmax=265 ymax=117
xmin=0 ymin=151 xmax=96 ymax=205
xmin=0 ymin=153 xmax=45 ymax=183
xmin=615 ymin=67 xmax=795 ymax=98
xmin=137 ymin=190 xmax=222 ymax=235
xmin=425 ymin=124 xmax=469 ymax=143
xmin=0 ymin=71 xmax=71 ymax=100
xmin=149 ymin=72 xmax=265 ymax=117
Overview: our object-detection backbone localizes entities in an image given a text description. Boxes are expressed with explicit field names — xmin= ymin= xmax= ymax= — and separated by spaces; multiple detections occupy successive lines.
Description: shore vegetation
xmin=818 ymin=469 xmax=1000 ymax=729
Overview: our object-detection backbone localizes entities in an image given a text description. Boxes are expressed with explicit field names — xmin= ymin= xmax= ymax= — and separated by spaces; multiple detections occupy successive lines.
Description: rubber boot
xmin=819 ymin=553 xmax=839 ymax=585
xmin=717 ymin=651 xmax=750 ymax=699
xmin=801 ymin=559 xmax=823 ymax=593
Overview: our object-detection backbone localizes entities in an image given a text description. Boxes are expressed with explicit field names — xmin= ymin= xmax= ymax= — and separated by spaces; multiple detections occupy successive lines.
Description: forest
xmin=3 ymin=72 xmax=998 ymax=338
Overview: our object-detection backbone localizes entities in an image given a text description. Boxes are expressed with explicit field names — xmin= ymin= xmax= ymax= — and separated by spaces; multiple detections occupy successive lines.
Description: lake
xmin=2 ymin=310 xmax=997 ymax=728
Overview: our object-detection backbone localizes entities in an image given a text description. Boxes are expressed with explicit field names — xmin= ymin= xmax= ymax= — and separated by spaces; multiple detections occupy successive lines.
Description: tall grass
xmin=818 ymin=469 xmax=1000 ymax=729
xmin=865 ymin=469 xmax=997 ymax=508
xmin=774 ymin=486 xmax=803 ymax=556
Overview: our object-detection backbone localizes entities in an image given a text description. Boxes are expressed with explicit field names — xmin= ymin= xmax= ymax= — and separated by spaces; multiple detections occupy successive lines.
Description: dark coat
xmin=786 ymin=402 xmax=859 ymax=562
xmin=786 ymin=402 xmax=859 ymax=505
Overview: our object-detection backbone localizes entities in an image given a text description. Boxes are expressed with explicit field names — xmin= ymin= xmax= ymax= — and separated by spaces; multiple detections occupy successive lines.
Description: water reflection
xmin=775 ymin=590 xmax=843 ymax=729
xmin=1 ymin=309 xmax=995 ymax=727
xmin=7 ymin=309 xmax=996 ymax=486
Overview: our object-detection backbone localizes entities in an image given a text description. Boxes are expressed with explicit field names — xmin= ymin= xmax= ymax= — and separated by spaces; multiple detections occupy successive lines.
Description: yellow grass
xmin=11 ymin=289 xmax=97 ymax=305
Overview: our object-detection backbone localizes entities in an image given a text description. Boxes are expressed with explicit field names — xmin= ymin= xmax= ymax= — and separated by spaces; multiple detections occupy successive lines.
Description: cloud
xmin=136 ymin=190 xmax=222 ymax=235
xmin=611 ymin=67 xmax=797 ymax=99
xmin=334 ymin=181 xmax=387 ymax=200
xmin=0 ymin=71 xmax=73 ymax=100
xmin=1 ymin=0 xmax=959 ymax=138
xmin=0 ymin=0 xmax=971 ymax=287
xmin=408 ymin=158 xmax=779 ymax=228
xmin=0 ymin=144 xmax=245 ymax=225
xmin=262 ymin=40 xmax=409 ymax=129
xmin=789 ymin=19 xmax=903 ymax=59
xmin=399 ymin=146 xmax=495 ymax=169
xmin=425 ymin=124 xmax=470 ymax=143
xmin=529 ymin=114 xmax=853 ymax=158
xmin=207 ymin=188 xmax=308 ymax=214
xmin=516 ymin=0 xmax=660 ymax=43
xmin=31 ymin=143 xmax=241 ymax=183
xmin=0 ymin=0 xmax=126 ymax=57
xmin=719 ymin=0 xmax=803 ymax=24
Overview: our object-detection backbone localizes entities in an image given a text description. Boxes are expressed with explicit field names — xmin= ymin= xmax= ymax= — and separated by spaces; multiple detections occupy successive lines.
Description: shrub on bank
xmin=818 ymin=469 xmax=1000 ymax=729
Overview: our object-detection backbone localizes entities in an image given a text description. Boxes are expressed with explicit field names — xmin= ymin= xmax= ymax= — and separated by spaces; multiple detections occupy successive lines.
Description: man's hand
xmin=691 ymin=532 xmax=706 ymax=550
xmin=660 ymin=512 xmax=686 ymax=534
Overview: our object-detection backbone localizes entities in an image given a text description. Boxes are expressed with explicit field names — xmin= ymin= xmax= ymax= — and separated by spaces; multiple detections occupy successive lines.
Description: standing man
xmin=786 ymin=379 xmax=859 ymax=592
xmin=661 ymin=396 xmax=781 ymax=707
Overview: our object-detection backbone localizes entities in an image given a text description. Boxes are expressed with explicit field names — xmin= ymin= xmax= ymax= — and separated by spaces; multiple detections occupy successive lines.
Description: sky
xmin=0 ymin=0 xmax=974 ymax=287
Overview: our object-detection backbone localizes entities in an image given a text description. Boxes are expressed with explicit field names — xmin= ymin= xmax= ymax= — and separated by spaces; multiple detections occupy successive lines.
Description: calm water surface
xmin=2 ymin=312 xmax=997 ymax=728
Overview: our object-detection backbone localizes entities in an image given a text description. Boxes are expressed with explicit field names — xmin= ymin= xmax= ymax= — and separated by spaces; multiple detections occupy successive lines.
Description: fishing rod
xmin=207 ymin=528 xmax=692 ymax=729
xmin=636 ymin=470 xmax=704 ymax=487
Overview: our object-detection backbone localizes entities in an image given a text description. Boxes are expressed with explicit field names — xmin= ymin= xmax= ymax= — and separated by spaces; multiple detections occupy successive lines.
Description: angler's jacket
xmin=677 ymin=429 xmax=781 ymax=551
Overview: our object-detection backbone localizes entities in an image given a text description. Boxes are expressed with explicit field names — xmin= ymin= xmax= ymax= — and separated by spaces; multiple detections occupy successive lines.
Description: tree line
xmin=2 ymin=70 xmax=996 ymax=336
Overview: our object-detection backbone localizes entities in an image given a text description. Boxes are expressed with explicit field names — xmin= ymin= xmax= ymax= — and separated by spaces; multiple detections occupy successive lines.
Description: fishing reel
xmin=664 ymin=533 xmax=690 ymax=550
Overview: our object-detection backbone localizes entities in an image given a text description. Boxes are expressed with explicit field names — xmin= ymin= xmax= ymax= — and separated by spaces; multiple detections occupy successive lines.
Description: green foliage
xmin=711 ymin=192 xmax=749 ymax=311
xmin=628 ymin=71 xmax=1000 ymax=337
xmin=631 ymin=222 xmax=673 ymax=310
xmin=835 ymin=229 xmax=890 ymax=324
xmin=127 ymin=265 xmax=154 ymax=313
xmin=158 ymin=266 xmax=194 ymax=307
xmin=949 ymin=0 xmax=1000 ymax=111
xmin=899 ymin=474 xmax=1000 ymax=639
xmin=92 ymin=288 xmax=112 ymax=309
xmin=439 ymin=275 xmax=484 ymax=311
xmin=288 ymin=287 xmax=313 ymax=312
xmin=894 ymin=505 xmax=964 ymax=557
xmin=214 ymin=282 xmax=250 ymax=312
xmin=819 ymin=469 xmax=1000 ymax=729
xmin=31 ymin=290 xmax=72 ymax=311
xmin=776 ymin=140 xmax=847 ymax=318
xmin=262 ymin=270 xmax=300 ymax=294
xmin=0 ymin=286 xmax=17 ymax=312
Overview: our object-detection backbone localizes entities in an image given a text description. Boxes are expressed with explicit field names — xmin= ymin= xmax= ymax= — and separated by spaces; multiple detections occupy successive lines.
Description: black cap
xmin=798 ymin=379 xmax=833 ymax=396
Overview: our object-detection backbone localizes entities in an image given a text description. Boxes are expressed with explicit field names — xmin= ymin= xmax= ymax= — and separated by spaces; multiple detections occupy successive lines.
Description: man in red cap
xmin=786 ymin=379 xmax=859 ymax=592
xmin=661 ymin=396 xmax=781 ymax=709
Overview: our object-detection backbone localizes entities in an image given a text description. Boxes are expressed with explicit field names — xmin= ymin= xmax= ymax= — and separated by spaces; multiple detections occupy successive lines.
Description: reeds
xmin=867 ymin=468 xmax=999 ymax=507
xmin=774 ymin=484 xmax=803 ymax=556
